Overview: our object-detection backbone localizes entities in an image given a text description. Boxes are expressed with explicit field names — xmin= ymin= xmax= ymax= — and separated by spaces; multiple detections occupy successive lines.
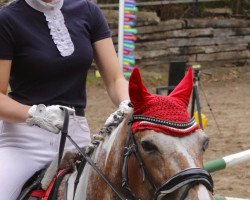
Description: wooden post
xmin=193 ymin=0 xmax=200 ymax=17
xmin=168 ymin=62 xmax=186 ymax=94
xmin=233 ymin=0 xmax=243 ymax=15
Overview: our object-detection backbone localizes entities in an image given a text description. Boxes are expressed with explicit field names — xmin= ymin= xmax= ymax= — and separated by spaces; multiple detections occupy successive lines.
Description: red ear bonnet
xmin=129 ymin=67 xmax=199 ymax=136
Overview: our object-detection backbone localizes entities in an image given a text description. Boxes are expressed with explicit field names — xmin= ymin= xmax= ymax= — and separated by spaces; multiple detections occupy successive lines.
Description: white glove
xmin=26 ymin=104 xmax=75 ymax=134
xmin=118 ymin=100 xmax=133 ymax=113
xmin=105 ymin=100 xmax=133 ymax=126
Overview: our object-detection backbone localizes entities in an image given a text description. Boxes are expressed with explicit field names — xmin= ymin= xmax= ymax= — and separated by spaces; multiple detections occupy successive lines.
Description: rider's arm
xmin=93 ymin=38 xmax=130 ymax=107
xmin=0 ymin=60 xmax=30 ymax=123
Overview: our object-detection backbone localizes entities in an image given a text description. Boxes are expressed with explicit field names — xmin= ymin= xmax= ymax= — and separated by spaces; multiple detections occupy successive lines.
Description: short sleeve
xmin=0 ymin=10 xmax=15 ymax=60
xmin=87 ymin=2 xmax=111 ymax=43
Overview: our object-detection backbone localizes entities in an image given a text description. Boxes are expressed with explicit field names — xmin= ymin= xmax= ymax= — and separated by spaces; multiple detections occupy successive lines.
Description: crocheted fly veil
xmin=129 ymin=67 xmax=199 ymax=136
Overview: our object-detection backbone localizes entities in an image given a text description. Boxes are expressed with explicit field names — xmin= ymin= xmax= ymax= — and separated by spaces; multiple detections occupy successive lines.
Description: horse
xmin=67 ymin=67 xmax=214 ymax=200
xmin=20 ymin=67 xmax=213 ymax=200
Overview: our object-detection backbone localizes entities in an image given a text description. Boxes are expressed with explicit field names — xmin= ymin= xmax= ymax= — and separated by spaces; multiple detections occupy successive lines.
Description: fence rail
xmin=99 ymin=0 xmax=222 ymax=8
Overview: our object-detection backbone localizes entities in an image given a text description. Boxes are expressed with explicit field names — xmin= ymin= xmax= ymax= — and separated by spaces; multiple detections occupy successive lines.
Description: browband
xmin=131 ymin=115 xmax=196 ymax=129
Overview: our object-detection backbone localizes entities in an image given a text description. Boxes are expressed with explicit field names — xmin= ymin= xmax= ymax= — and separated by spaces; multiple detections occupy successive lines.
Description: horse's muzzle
xmin=153 ymin=168 xmax=214 ymax=200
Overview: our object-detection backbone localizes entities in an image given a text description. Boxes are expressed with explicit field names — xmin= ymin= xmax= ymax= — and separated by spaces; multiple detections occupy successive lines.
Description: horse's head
xmin=126 ymin=67 xmax=214 ymax=200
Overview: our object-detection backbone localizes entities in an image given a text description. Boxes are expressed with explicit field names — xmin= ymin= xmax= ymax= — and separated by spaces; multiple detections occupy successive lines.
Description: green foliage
xmin=223 ymin=0 xmax=233 ymax=3
xmin=244 ymin=0 xmax=250 ymax=18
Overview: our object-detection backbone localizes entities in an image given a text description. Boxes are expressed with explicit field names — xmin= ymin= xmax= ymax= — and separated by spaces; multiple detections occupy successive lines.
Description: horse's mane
xmin=85 ymin=110 xmax=127 ymax=155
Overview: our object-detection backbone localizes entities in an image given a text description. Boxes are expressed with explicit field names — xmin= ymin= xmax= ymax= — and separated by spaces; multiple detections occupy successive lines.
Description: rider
xmin=0 ymin=0 xmax=130 ymax=199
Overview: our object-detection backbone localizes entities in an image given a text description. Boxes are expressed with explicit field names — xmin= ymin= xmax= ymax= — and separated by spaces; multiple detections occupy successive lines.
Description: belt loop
xmin=74 ymin=107 xmax=85 ymax=117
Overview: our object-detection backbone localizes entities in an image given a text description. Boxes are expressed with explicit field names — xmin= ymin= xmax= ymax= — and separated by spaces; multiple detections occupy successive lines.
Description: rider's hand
xmin=105 ymin=100 xmax=133 ymax=126
xmin=118 ymin=100 xmax=133 ymax=113
xmin=26 ymin=104 xmax=75 ymax=134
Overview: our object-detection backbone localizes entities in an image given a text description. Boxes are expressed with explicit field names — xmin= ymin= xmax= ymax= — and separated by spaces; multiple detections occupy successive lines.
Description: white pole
xmin=204 ymin=149 xmax=250 ymax=172
xmin=215 ymin=196 xmax=250 ymax=200
xmin=118 ymin=0 xmax=125 ymax=68
xmin=224 ymin=198 xmax=250 ymax=200
xmin=223 ymin=149 xmax=250 ymax=168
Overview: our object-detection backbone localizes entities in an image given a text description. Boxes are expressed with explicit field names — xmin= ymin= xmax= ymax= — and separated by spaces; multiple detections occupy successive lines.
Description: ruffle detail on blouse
xmin=44 ymin=11 xmax=74 ymax=57
xmin=25 ymin=0 xmax=74 ymax=57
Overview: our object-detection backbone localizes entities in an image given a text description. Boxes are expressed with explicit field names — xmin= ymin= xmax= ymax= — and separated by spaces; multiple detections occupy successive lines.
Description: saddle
xmin=17 ymin=151 xmax=85 ymax=200
xmin=17 ymin=108 xmax=88 ymax=200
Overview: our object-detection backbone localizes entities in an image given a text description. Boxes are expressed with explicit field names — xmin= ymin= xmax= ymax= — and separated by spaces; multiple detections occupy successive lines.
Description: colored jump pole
xmin=204 ymin=149 xmax=250 ymax=173
xmin=118 ymin=0 xmax=137 ymax=77
xmin=214 ymin=195 xmax=250 ymax=200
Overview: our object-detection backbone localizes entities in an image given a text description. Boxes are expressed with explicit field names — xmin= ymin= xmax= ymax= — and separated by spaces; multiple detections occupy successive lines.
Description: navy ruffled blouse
xmin=0 ymin=0 xmax=111 ymax=108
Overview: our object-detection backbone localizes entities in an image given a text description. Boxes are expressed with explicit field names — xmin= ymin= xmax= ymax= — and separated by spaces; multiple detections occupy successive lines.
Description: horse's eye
xmin=141 ymin=139 xmax=158 ymax=153
xmin=202 ymin=137 xmax=210 ymax=151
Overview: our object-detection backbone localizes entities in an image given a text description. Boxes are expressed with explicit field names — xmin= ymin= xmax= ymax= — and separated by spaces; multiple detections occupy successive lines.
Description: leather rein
xmin=61 ymin=109 xmax=213 ymax=200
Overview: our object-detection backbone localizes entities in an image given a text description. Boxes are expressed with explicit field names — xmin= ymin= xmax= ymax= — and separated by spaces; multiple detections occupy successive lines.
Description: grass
xmin=86 ymin=70 xmax=104 ymax=87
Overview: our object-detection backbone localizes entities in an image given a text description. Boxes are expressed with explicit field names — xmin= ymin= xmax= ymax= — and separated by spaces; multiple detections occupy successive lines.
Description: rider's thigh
xmin=0 ymin=121 xmax=54 ymax=200
xmin=0 ymin=148 xmax=44 ymax=200
xmin=0 ymin=116 xmax=91 ymax=200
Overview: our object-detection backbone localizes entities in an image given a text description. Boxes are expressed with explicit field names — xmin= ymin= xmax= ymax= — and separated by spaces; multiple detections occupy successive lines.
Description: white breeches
xmin=0 ymin=116 xmax=91 ymax=200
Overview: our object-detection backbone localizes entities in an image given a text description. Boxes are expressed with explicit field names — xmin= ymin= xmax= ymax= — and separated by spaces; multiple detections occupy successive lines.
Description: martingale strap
xmin=132 ymin=115 xmax=196 ymax=129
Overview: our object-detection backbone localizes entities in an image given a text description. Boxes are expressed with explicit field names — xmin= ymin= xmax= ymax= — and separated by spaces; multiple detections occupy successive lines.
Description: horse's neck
xmin=95 ymin=116 xmax=129 ymax=178
xmin=74 ymin=116 xmax=130 ymax=200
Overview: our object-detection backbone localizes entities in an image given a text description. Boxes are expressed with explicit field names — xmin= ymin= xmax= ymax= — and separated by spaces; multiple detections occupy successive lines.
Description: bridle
xmin=121 ymin=115 xmax=214 ymax=200
xmin=63 ymin=109 xmax=214 ymax=200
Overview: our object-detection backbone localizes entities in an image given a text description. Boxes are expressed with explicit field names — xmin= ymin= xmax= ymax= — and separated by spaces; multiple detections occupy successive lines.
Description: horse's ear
xmin=129 ymin=67 xmax=151 ymax=108
xmin=168 ymin=67 xmax=194 ymax=107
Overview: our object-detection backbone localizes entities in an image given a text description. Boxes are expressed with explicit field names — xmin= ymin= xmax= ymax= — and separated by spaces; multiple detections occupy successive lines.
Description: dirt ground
xmin=85 ymin=65 xmax=250 ymax=199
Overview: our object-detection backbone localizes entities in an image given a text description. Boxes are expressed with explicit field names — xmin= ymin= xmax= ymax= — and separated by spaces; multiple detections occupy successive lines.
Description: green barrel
xmin=214 ymin=195 xmax=226 ymax=200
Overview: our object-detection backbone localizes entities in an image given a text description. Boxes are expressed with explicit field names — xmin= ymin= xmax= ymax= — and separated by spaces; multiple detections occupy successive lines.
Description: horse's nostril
xmin=141 ymin=139 xmax=158 ymax=153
